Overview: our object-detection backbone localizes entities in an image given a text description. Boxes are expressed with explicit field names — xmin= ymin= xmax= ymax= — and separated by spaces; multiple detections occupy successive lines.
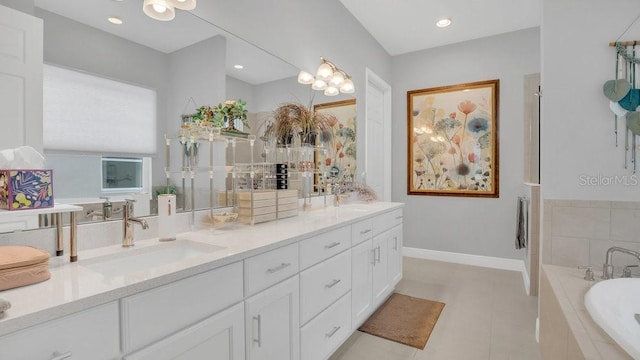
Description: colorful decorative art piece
xmin=407 ymin=79 xmax=499 ymax=197
xmin=0 ymin=170 xmax=54 ymax=210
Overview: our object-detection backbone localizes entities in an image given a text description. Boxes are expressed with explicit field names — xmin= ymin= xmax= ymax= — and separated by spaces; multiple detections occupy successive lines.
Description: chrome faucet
xmin=122 ymin=199 xmax=149 ymax=247
xmin=601 ymin=246 xmax=640 ymax=279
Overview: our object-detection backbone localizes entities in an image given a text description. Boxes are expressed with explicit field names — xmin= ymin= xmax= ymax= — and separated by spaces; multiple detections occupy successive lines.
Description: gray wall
xmin=391 ymin=28 xmax=540 ymax=259
xmin=541 ymin=0 xmax=640 ymax=201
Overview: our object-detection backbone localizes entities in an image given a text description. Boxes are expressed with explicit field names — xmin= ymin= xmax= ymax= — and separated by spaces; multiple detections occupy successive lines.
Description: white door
xmin=245 ymin=276 xmax=300 ymax=360
xmin=351 ymin=239 xmax=373 ymax=329
xmin=0 ymin=4 xmax=43 ymax=151
xmin=365 ymin=68 xmax=391 ymax=201
xmin=371 ymin=231 xmax=390 ymax=306
xmin=124 ymin=302 xmax=245 ymax=360
xmin=387 ymin=224 xmax=403 ymax=286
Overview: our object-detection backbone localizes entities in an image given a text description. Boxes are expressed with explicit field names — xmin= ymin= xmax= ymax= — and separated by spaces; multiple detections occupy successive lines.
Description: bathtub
xmin=585 ymin=278 xmax=640 ymax=359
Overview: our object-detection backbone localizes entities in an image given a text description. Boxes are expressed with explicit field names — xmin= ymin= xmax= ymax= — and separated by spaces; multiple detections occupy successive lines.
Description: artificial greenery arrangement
xmin=212 ymin=99 xmax=249 ymax=131
xmin=264 ymin=102 xmax=333 ymax=145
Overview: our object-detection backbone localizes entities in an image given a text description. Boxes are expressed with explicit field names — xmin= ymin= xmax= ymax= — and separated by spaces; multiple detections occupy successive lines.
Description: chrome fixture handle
xmin=253 ymin=315 xmax=262 ymax=347
xmin=50 ymin=351 xmax=72 ymax=360
xmin=267 ymin=262 xmax=291 ymax=274
xmin=324 ymin=242 xmax=341 ymax=249
xmin=325 ymin=279 xmax=341 ymax=288
xmin=623 ymin=265 xmax=638 ymax=278
xmin=325 ymin=326 xmax=341 ymax=338
xmin=578 ymin=265 xmax=595 ymax=281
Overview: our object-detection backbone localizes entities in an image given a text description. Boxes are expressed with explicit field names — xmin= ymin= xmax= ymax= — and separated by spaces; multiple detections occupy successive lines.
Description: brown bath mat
xmin=358 ymin=293 xmax=445 ymax=349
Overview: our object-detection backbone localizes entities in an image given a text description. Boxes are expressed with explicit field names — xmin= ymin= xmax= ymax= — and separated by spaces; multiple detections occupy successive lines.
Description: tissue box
xmin=0 ymin=169 xmax=54 ymax=210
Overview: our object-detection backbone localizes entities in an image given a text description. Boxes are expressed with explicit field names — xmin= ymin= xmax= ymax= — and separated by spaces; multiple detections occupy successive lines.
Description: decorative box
xmin=0 ymin=169 xmax=54 ymax=210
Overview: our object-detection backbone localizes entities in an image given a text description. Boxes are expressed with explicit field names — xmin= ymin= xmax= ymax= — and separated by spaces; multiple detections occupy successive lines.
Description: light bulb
xmin=339 ymin=78 xmax=354 ymax=94
xmin=316 ymin=62 xmax=333 ymax=81
xmin=329 ymin=72 xmax=344 ymax=87
xmin=143 ymin=0 xmax=175 ymax=21
xmin=312 ymin=79 xmax=327 ymax=91
xmin=153 ymin=3 xmax=167 ymax=13
xmin=170 ymin=0 xmax=196 ymax=10
xmin=297 ymin=70 xmax=315 ymax=85
xmin=324 ymin=86 xmax=339 ymax=96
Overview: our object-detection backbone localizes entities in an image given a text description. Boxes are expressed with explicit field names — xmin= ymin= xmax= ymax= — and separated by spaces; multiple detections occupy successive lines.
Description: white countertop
xmin=0 ymin=202 xmax=403 ymax=336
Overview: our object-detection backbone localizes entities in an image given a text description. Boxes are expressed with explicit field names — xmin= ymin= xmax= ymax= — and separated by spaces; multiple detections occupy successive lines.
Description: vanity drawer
xmin=0 ymin=302 xmax=120 ymax=360
xmin=300 ymin=292 xmax=352 ymax=360
xmin=372 ymin=208 xmax=403 ymax=236
xmin=300 ymin=225 xmax=351 ymax=269
xmin=351 ymin=218 xmax=374 ymax=246
xmin=300 ymin=249 xmax=351 ymax=324
xmin=245 ymin=242 xmax=299 ymax=296
xmin=121 ymin=261 xmax=243 ymax=352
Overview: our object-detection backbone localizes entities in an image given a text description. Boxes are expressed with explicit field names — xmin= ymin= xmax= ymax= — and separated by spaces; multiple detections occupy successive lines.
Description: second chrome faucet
xmin=601 ymin=246 xmax=640 ymax=280
xmin=122 ymin=199 xmax=149 ymax=247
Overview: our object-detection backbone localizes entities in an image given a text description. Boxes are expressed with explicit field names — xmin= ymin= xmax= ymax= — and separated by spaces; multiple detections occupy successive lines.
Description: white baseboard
xmin=522 ymin=267 xmax=531 ymax=296
xmin=403 ymin=246 xmax=526 ymax=273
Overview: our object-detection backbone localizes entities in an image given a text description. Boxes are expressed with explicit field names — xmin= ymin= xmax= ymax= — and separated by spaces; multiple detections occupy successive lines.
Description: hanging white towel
xmin=515 ymin=197 xmax=528 ymax=249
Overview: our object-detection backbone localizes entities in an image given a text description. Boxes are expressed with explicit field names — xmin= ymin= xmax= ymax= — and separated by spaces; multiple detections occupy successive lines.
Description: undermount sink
xmin=82 ymin=240 xmax=225 ymax=277
xmin=585 ymin=278 xmax=640 ymax=359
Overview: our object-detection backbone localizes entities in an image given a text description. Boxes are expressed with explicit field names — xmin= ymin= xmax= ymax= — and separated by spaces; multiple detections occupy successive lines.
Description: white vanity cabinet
xmin=121 ymin=262 xmax=244 ymax=353
xmin=124 ymin=302 xmax=245 ymax=360
xmin=350 ymin=208 xmax=404 ymax=329
xmin=245 ymin=275 xmax=300 ymax=360
xmin=0 ymin=302 xmax=120 ymax=360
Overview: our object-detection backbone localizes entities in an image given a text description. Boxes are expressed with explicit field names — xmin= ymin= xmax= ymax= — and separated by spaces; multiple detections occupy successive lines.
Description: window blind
xmin=43 ymin=64 xmax=157 ymax=154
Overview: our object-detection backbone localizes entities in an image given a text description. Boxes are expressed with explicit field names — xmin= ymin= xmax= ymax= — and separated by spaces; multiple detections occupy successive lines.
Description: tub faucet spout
xmin=602 ymin=246 xmax=640 ymax=280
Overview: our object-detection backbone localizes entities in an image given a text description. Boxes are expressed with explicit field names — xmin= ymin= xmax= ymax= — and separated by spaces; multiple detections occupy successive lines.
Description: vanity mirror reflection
xmin=1 ymin=0 xmax=337 ymax=232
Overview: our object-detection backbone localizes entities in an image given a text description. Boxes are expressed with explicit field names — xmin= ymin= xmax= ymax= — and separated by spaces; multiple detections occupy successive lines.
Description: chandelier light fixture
xmin=297 ymin=57 xmax=355 ymax=96
xmin=143 ymin=0 xmax=196 ymax=21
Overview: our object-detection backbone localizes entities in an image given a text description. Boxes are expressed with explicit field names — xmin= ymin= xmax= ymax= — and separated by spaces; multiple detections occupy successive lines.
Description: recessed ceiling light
xmin=108 ymin=16 xmax=123 ymax=25
xmin=234 ymin=64 xmax=244 ymax=69
xmin=436 ymin=17 xmax=452 ymax=28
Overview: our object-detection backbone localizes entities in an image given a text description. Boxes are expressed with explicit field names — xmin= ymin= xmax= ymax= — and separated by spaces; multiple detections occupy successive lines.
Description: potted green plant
xmin=212 ymin=99 xmax=249 ymax=134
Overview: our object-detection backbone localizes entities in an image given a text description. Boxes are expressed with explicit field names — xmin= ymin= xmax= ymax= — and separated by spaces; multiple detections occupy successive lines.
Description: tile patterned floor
xmin=330 ymin=257 xmax=541 ymax=360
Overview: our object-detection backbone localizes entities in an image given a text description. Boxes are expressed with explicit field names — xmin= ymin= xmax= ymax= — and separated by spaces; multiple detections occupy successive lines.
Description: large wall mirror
xmin=1 ymin=0 xmax=354 ymax=232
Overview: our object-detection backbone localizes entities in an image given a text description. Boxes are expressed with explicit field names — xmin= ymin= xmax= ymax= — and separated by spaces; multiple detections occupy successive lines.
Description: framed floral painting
xmin=407 ymin=79 xmax=499 ymax=197
xmin=314 ymin=99 xmax=357 ymax=184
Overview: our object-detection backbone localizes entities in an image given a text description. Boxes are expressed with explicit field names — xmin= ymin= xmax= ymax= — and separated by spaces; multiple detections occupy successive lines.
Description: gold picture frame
xmin=407 ymin=79 xmax=499 ymax=197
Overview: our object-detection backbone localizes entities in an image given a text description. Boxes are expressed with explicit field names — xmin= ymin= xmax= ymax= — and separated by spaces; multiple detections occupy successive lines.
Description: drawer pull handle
xmin=360 ymin=229 xmax=372 ymax=235
xmin=325 ymin=242 xmax=341 ymax=249
xmin=395 ymin=215 xmax=403 ymax=220
xmin=267 ymin=262 xmax=291 ymax=274
xmin=325 ymin=279 xmax=341 ymax=288
xmin=51 ymin=351 xmax=72 ymax=360
xmin=375 ymin=246 xmax=381 ymax=264
xmin=326 ymin=326 xmax=341 ymax=338
xmin=393 ymin=236 xmax=398 ymax=250
xmin=253 ymin=315 xmax=262 ymax=347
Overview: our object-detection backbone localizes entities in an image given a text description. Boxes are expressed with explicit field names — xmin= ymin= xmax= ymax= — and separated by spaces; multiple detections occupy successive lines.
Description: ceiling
xmin=339 ymin=0 xmax=541 ymax=55
xmin=33 ymin=0 xmax=542 ymax=84
xmin=33 ymin=0 xmax=298 ymax=85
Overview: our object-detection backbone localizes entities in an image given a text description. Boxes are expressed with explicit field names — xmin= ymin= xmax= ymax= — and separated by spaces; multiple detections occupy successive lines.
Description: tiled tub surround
xmin=543 ymin=200 xmax=640 ymax=274
xmin=0 ymin=201 xmax=403 ymax=359
xmin=539 ymin=265 xmax=631 ymax=359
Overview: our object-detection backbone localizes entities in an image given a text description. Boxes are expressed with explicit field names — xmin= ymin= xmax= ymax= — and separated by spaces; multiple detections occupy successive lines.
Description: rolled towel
xmin=0 ymin=298 xmax=11 ymax=313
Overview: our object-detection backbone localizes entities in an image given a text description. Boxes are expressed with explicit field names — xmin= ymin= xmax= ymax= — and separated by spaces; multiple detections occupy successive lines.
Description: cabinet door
xmin=387 ymin=224 xmax=403 ymax=286
xmin=351 ymin=239 xmax=373 ymax=329
xmin=125 ymin=302 xmax=245 ymax=360
xmin=372 ymin=231 xmax=390 ymax=306
xmin=245 ymin=276 xmax=300 ymax=360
